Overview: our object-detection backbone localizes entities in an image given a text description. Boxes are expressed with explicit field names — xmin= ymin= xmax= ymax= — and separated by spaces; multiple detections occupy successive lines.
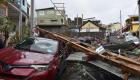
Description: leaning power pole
xmin=120 ymin=10 xmax=122 ymax=34
xmin=19 ymin=0 xmax=22 ymax=40
xmin=138 ymin=0 xmax=140 ymax=41
xmin=30 ymin=0 xmax=34 ymax=36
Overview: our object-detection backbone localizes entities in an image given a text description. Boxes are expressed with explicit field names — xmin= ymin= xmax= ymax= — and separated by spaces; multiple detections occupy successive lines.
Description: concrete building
xmin=108 ymin=22 xmax=121 ymax=33
xmin=0 ymin=0 xmax=30 ymax=32
xmin=125 ymin=15 xmax=139 ymax=33
xmin=8 ymin=0 xmax=30 ymax=25
xmin=36 ymin=7 xmax=66 ymax=33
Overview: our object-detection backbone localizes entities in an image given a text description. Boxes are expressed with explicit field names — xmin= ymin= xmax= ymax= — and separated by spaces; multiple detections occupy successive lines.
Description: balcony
xmin=7 ymin=0 xmax=20 ymax=8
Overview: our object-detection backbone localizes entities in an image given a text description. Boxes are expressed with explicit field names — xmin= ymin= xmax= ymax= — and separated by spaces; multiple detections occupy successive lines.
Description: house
xmin=36 ymin=7 xmax=66 ymax=33
xmin=125 ymin=15 xmax=139 ymax=33
xmin=7 ymin=0 xmax=30 ymax=25
xmin=0 ymin=0 xmax=30 ymax=30
xmin=80 ymin=20 xmax=105 ymax=32
xmin=108 ymin=22 xmax=121 ymax=33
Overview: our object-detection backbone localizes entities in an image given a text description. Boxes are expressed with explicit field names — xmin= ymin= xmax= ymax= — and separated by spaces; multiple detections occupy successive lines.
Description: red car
xmin=0 ymin=37 xmax=69 ymax=80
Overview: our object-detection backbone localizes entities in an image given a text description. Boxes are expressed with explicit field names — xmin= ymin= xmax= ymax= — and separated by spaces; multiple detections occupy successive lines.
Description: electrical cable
xmin=49 ymin=0 xmax=65 ymax=18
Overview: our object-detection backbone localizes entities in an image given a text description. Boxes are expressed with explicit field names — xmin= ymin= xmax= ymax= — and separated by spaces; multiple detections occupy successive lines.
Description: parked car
xmin=117 ymin=32 xmax=139 ymax=45
xmin=125 ymin=35 xmax=139 ymax=45
xmin=0 ymin=37 xmax=70 ymax=80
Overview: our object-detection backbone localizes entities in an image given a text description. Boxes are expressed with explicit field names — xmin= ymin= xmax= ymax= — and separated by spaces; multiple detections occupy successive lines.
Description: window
xmin=22 ymin=0 xmax=25 ymax=6
xmin=61 ymin=19 xmax=63 ymax=24
xmin=39 ymin=11 xmax=45 ymax=15
xmin=133 ymin=17 xmax=139 ymax=22
xmin=10 ymin=0 xmax=15 ymax=3
xmin=47 ymin=10 xmax=54 ymax=14
xmin=0 ymin=8 xmax=5 ymax=16
xmin=51 ymin=19 xmax=58 ymax=22
xmin=27 ymin=7 xmax=29 ymax=15
xmin=56 ymin=11 xmax=61 ymax=15
xmin=40 ymin=20 xmax=44 ymax=23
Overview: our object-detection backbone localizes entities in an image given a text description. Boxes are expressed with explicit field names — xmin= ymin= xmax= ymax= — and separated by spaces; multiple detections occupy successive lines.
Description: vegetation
xmin=9 ymin=25 xmax=30 ymax=46
xmin=0 ymin=0 xmax=6 ymax=3
xmin=0 ymin=16 xmax=16 ymax=46
xmin=22 ymin=25 xmax=30 ymax=39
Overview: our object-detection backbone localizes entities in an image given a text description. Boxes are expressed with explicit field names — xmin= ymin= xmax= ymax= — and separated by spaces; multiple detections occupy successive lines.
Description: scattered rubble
xmin=61 ymin=63 xmax=93 ymax=80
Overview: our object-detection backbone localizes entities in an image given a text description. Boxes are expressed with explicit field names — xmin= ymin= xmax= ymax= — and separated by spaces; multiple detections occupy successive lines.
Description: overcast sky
xmin=27 ymin=0 xmax=138 ymax=24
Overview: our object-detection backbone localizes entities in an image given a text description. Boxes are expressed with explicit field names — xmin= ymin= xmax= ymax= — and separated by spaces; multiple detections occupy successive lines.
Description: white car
xmin=125 ymin=35 xmax=139 ymax=45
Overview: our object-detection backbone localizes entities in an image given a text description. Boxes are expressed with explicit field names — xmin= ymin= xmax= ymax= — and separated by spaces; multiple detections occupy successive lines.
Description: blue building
xmin=6 ymin=0 xmax=30 ymax=31
xmin=8 ymin=0 xmax=29 ymax=15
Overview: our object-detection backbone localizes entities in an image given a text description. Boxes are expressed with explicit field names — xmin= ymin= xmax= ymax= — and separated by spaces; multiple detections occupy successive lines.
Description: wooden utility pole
xmin=30 ymin=0 xmax=34 ymax=36
xmin=18 ymin=0 xmax=22 ymax=40
xmin=120 ymin=10 xmax=122 ymax=34
xmin=138 ymin=0 xmax=140 ymax=41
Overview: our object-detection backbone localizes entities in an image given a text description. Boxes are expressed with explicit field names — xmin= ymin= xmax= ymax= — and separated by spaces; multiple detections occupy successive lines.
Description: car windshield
xmin=16 ymin=37 xmax=58 ymax=54
xmin=30 ymin=38 xmax=58 ymax=53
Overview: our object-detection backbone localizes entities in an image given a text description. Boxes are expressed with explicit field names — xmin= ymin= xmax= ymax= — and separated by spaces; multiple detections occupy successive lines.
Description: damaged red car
xmin=0 ymin=37 xmax=69 ymax=80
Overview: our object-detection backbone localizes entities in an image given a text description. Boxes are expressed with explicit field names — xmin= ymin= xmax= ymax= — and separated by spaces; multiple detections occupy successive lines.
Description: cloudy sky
xmin=27 ymin=0 xmax=138 ymax=24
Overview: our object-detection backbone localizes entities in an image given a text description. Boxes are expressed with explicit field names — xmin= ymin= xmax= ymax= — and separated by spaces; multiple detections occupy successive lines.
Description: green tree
xmin=0 ymin=17 xmax=16 ymax=46
xmin=22 ymin=25 xmax=30 ymax=39
xmin=0 ymin=0 xmax=6 ymax=3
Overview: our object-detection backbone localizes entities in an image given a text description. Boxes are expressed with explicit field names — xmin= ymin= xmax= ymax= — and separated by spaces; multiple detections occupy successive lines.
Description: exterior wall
xmin=36 ymin=9 xmax=64 ymax=26
xmin=109 ymin=23 xmax=121 ymax=33
xmin=125 ymin=16 xmax=139 ymax=33
xmin=131 ymin=16 xmax=139 ymax=32
xmin=131 ymin=23 xmax=139 ymax=32
xmin=39 ymin=26 xmax=64 ymax=33
xmin=8 ymin=0 xmax=28 ymax=14
xmin=81 ymin=22 xmax=100 ymax=32
xmin=18 ymin=0 xmax=28 ymax=14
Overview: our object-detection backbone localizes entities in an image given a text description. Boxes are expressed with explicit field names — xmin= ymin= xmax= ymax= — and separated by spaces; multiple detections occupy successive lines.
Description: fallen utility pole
xmin=38 ymin=28 xmax=140 ymax=77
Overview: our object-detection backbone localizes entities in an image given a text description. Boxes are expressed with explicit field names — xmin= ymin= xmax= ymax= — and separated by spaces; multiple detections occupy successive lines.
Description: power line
xmin=49 ymin=0 xmax=65 ymax=18
xmin=49 ymin=0 xmax=68 ymax=26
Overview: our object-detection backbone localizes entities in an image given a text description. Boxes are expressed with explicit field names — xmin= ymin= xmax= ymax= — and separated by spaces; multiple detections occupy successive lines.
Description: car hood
xmin=0 ymin=48 xmax=54 ymax=65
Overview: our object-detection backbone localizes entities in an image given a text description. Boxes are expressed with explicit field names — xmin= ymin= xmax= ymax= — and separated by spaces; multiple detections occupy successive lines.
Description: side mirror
xmin=15 ymin=38 xmax=34 ymax=49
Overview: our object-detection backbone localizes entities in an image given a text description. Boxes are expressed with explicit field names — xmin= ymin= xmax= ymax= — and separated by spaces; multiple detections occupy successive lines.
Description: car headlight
xmin=31 ymin=65 xmax=49 ymax=72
